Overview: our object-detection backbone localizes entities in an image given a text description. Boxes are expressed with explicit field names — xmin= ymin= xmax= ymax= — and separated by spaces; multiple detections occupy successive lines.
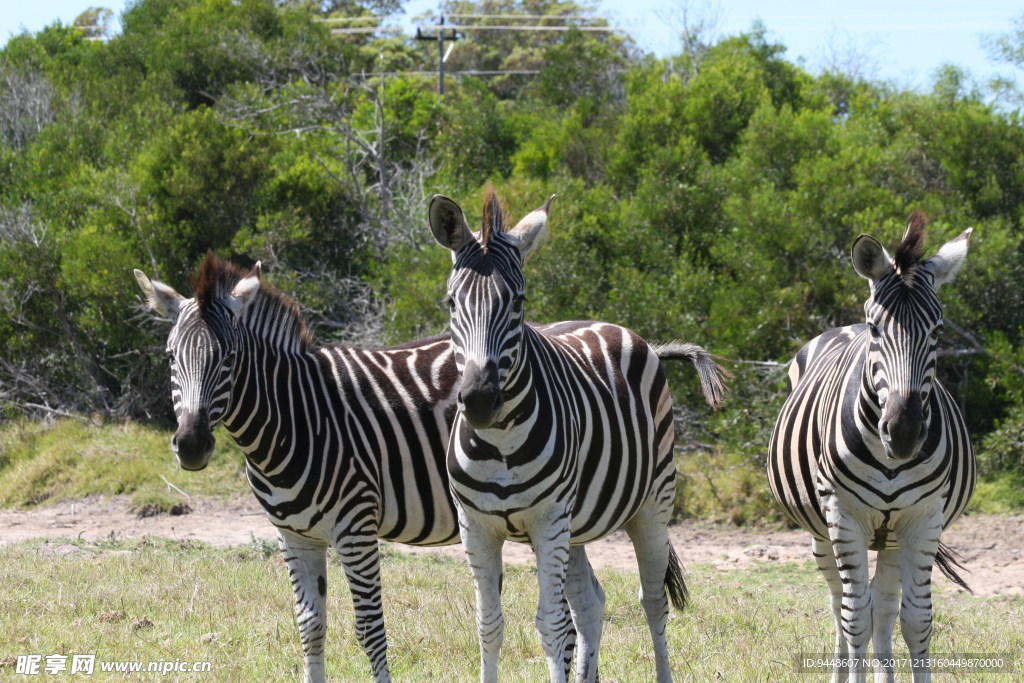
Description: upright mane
xmin=893 ymin=211 xmax=927 ymax=280
xmin=193 ymin=252 xmax=246 ymax=311
xmin=480 ymin=184 xmax=506 ymax=255
xmin=191 ymin=252 xmax=313 ymax=351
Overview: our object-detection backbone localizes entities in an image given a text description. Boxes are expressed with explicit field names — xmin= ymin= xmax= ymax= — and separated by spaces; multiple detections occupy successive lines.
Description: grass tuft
xmin=967 ymin=471 xmax=1024 ymax=515
xmin=0 ymin=418 xmax=248 ymax=511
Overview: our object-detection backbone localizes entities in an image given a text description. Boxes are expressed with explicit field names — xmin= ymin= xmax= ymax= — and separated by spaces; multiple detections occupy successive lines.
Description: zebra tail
xmin=651 ymin=341 xmax=732 ymax=410
xmin=665 ymin=544 xmax=688 ymax=611
xmin=936 ymin=541 xmax=973 ymax=594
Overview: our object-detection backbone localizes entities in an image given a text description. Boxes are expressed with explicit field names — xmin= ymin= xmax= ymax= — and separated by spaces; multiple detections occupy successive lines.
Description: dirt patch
xmin=1 ymin=496 xmax=1020 ymax=597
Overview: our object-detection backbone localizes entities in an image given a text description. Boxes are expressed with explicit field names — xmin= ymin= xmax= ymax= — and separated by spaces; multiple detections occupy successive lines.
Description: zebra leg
xmin=812 ymin=535 xmax=850 ymax=681
xmin=823 ymin=500 xmax=872 ymax=682
xmin=870 ymin=549 xmax=902 ymax=683
xmin=899 ymin=512 xmax=943 ymax=683
xmin=278 ymin=530 xmax=330 ymax=683
xmin=559 ymin=594 xmax=578 ymax=681
xmin=564 ymin=545 xmax=605 ymax=683
xmin=334 ymin=533 xmax=391 ymax=682
xmin=530 ymin=517 xmax=574 ymax=683
xmin=624 ymin=506 xmax=675 ymax=683
xmin=461 ymin=514 xmax=507 ymax=683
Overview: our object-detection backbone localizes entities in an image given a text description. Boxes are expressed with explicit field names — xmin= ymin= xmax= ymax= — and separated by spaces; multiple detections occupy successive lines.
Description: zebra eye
xmin=867 ymin=322 xmax=881 ymax=339
xmin=512 ymin=296 xmax=525 ymax=314
xmin=165 ymin=349 xmax=175 ymax=363
xmin=931 ymin=321 xmax=944 ymax=339
xmin=443 ymin=295 xmax=456 ymax=313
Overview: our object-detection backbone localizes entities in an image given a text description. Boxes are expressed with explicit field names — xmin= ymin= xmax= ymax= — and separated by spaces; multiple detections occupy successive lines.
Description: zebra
xmin=767 ymin=214 xmax=975 ymax=682
xmin=134 ymin=255 xmax=588 ymax=681
xmin=429 ymin=188 xmax=728 ymax=683
xmin=134 ymin=254 xmax=467 ymax=682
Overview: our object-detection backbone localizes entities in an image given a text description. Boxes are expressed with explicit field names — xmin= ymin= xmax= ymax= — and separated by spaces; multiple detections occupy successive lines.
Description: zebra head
xmin=429 ymin=187 xmax=552 ymax=429
xmin=851 ymin=213 xmax=972 ymax=460
xmin=134 ymin=256 xmax=261 ymax=470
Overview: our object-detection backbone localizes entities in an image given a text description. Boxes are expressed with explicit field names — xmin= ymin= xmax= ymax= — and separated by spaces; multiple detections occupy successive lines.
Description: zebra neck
xmin=485 ymin=326 xmax=543 ymax=430
xmin=220 ymin=334 xmax=311 ymax=476
xmin=239 ymin=294 xmax=308 ymax=355
xmin=854 ymin=340 xmax=883 ymax=440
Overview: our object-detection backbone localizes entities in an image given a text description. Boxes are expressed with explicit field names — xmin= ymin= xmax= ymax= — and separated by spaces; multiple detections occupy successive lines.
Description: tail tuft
xmin=651 ymin=341 xmax=732 ymax=410
xmin=665 ymin=544 xmax=688 ymax=611
xmin=936 ymin=541 xmax=972 ymax=594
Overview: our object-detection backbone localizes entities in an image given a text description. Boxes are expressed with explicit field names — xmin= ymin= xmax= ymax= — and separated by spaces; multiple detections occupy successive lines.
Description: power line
xmin=418 ymin=24 xmax=622 ymax=32
xmin=321 ymin=13 xmax=620 ymax=34
xmin=321 ymin=13 xmax=624 ymax=91
xmin=415 ymin=16 xmax=460 ymax=95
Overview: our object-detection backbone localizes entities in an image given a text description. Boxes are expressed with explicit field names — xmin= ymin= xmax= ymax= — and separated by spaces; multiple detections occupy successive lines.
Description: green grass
xmin=0 ymin=419 xmax=248 ymax=513
xmin=967 ymin=471 xmax=1024 ymax=515
xmin=0 ymin=539 xmax=1020 ymax=680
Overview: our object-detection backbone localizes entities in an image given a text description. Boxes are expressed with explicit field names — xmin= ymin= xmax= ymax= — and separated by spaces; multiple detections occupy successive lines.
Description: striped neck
xmin=485 ymin=325 xmax=538 ymax=430
xmin=220 ymin=310 xmax=314 ymax=476
xmin=857 ymin=332 xmax=883 ymax=441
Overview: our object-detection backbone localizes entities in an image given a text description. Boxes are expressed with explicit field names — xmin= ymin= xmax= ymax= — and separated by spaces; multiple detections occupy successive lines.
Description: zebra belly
xmin=246 ymin=466 xmax=459 ymax=547
xmin=450 ymin=465 xmax=648 ymax=547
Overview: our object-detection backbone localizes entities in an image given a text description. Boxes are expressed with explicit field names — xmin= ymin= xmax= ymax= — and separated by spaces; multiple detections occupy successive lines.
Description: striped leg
xmin=899 ymin=512 xmax=942 ymax=683
xmin=531 ymin=513 xmax=574 ymax=683
xmin=461 ymin=513 xmax=506 ymax=683
xmin=624 ymin=504 xmax=675 ymax=683
xmin=822 ymin=494 xmax=872 ymax=682
xmin=812 ymin=535 xmax=850 ymax=683
xmin=564 ymin=546 xmax=604 ymax=683
xmin=279 ymin=530 xmax=329 ymax=683
xmin=558 ymin=594 xmax=578 ymax=681
xmin=870 ymin=549 xmax=902 ymax=683
xmin=334 ymin=533 xmax=390 ymax=682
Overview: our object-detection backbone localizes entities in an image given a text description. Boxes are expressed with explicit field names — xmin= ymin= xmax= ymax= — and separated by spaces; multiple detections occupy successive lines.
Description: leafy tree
xmin=3 ymin=0 xmax=1024 ymax=491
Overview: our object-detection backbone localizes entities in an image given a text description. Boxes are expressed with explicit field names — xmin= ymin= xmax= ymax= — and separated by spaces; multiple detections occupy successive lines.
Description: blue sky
xmin=2 ymin=1 xmax=1020 ymax=91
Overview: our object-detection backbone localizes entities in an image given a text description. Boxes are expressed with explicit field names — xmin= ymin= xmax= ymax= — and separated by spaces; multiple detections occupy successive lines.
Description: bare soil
xmin=1 ymin=496 xmax=1021 ymax=597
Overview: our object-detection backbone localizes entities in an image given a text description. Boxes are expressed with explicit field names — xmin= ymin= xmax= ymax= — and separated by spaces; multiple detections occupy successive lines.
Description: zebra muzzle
xmin=459 ymin=360 xmax=504 ymax=429
xmin=880 ymin=392 xmax=927 ymax=460
xmin=171 ymin=409 xmax=215 ymax=470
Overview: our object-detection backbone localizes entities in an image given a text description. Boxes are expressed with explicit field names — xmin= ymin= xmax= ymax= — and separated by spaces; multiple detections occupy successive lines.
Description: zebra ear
xmin=851 ymin=234 xmax=893 ymax=283
xmin=506 ymin=195 xmax=554 ymax=258
xmin=134 ymin=269 xmax=184 ymax=320
xmin=226 ymin=261 xmax=261 ymax=316
xmin=923 ymin=228 xmax=972 ymax=290
xmin=429 ymin=195 xmax=473 ymax=253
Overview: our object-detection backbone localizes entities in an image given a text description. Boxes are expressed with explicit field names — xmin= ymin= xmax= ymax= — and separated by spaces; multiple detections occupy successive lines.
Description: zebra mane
xmin=480 ymin=184 xmax=506 ymax=255
xmin=193 ymin=252 xmax=246 ymax=311
xmin=192 ymin=252 xmax=313 ymax=351
xmin=893 ymin=211 xmax=927 ymax=280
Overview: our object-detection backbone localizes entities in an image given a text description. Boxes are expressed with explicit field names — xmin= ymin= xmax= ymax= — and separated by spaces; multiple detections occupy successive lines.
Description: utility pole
xmin=415 ymin=16 xmax=459 ymax=95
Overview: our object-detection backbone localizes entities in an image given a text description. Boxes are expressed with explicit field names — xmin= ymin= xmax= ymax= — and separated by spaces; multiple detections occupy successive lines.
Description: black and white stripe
xmin=136 ymin=255 xmax=460 ymax=682
xmin=767 ymin=215 xmax=975 ymax=681
xmin=430 ymin=189 xmax=727 ymax=683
